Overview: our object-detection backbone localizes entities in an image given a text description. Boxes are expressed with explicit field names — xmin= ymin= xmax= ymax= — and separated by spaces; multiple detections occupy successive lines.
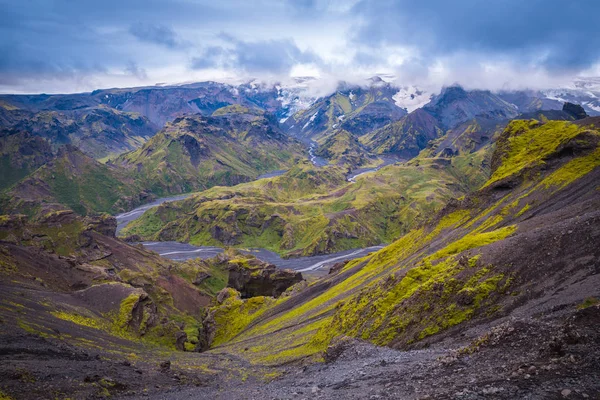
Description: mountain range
xmin=0 ymin=77 xmax=599 ymax=399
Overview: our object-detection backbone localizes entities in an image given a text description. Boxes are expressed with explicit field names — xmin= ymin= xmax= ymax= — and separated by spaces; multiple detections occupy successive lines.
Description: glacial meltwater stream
xmin=116 ymin=191 xmax=383 ymax=273
xmin=115 ymin=146 xmax=399 ymax=273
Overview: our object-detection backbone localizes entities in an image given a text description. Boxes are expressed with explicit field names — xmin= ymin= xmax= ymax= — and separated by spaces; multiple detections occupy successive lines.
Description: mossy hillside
xmin=121 ymin=161 xmax=347 ymax=237
xmin=215 ymin=201 xmax=515 ymax=362
xmin=314 ymin=129 xmax=378 ymax=167
xmin=0 ymin=132 xmax=54 ymax=192
xmin=0 ymin=211 xmax=233 ymax=352
xmin=228 ymin=197 xmax=519 ymax=359
xmin=0 ymin=212 xmax=85 ymax=256
xmin=360 ymin=108 xmax=444 ymax=158
xmin=46 ymin=292 xmax=190 ymax=350
xmin=1 ymin=146 xmax=145 ymax=216
xmin=211 ymin=290 xmax=278 ymax=347
xmin=536 ymin=146 xmax=600 ymax=191
xmin=12 ymin=252 xmax=224 ymax=351
xmin=485 ymin=119 xmax=597 ymax=187
xmin=114 ymin=113 xmax=304 ymax=198
xmin=234 ymin=209 xmax=482 ymax=342
xmin=2 ymin=106 xmax=156 ymax=159
xmin=318 ymin=255 xmax=509 ymax=348
xmin=209 ymin=122 xmax=600 ymax=364
xmin=123 ymin=157 xmax=480 ymax=257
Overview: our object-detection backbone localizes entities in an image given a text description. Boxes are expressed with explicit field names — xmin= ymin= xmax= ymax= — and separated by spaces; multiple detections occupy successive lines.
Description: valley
xmin=116 ymin=189 xmax=386 ymax=274
xmin=0 ymin=77 xmax=599 ymax=400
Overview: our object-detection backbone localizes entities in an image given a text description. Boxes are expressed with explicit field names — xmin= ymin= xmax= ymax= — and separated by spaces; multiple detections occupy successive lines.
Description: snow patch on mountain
xmin=303 ymin=111 xmax=319 ymax=130
xmin=542 ymin=83 xmax=600 ymax=116
xmin=393 ymin=86 xmax=431 ymax=112
xmin=275 ymin=81 xmax=317 ymax=120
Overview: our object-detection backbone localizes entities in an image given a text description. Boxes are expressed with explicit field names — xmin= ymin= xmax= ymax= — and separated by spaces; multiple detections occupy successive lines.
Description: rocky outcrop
xmin=84 ymin=214 xmax=117 ymax=237
xmin=227 ymin=257 xmax=303 ymax=298
xmin=175 ymin=331 xmax=188 ymax=351
xmin=193 ymin=271 xmax=212 ymax=285
xmin=37 ymin=209 xmax=78 ymax=227
xmin=563 ymin=102 xmax=588 ymax=120
xmin=74 ymin=283 xmax=158 ymax=335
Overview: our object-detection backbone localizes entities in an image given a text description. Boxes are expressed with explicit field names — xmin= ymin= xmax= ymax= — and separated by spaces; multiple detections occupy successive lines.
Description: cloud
xmin=0 ymin=0 xmax=598 ymax=93
xmin=125 ymin=61 xmax=148 ymax=80
xmin=191 ymin=36 xmax=320 ymax=75
xmin=129 ymin=23 xmax=183 ymax=49
xmin=350 ymin=0 xmax=600 ymax=72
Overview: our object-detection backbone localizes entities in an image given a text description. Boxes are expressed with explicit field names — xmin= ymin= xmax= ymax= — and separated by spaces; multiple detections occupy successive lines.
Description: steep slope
xmin=283 ymin=78 xmax=406 ymax=141
xmin=423 ymin=85 xmax=519 ymax=129
xmin=361 ymin=85 xmax=520 ymax=158
xmin=0 ymin=210 xmax=263 ymax=398
xmin=0 ymin=104 xmax=157 ymax=159
xmin=200 ymin=117 xmax=600 ymax=368
xmin=0 ymin=130 xmax=54 ymax=191
xmin=361 ymin=108 xmax=444 ymax=157
xmin=314 ymin=129 xmax=378 ymax=167
xmin=497 ymin=89 xmax=564 ymax=113
xmin=113 ymin=107 xmax=304 ymax=197
xmin=421 ymin=102 xmax=589 ymax=160
xmin=0 ymin=145 xmax=149 ymax=216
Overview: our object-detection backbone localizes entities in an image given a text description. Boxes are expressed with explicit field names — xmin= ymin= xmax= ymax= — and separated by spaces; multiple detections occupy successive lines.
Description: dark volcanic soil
xmin=122 ymin=303 xmax=600 ymax=400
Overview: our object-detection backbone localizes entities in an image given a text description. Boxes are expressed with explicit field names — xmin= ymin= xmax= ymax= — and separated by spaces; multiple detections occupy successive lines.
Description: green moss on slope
xmin=485 ymin=120 xmax=591 ymax=187
xmin=204 ymin=119 xmax=600 ymax=365
xmin=122 ymin=156 xmax=483 ymax=257
xmin=114 ymin=113 xmax=304 ymax=198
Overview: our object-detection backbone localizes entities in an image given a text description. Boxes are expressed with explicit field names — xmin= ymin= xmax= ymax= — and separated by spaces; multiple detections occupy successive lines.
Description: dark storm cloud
xmin=351 ymin=0 xmax=600 ymax=71
xmin=0 ymin=0 xmax=254 ymax=86
xmin=125 ymin=61 xmax=148 ymax=80
xmin=285 ymin=0 xmax=317 ymax=14
xmin=1 ymin=0 xmax=599 ymax=92
xmin=191 ymin=37 xmax=320 ymax=74
xmin=129 ymin=23 xmax=183 ymax=49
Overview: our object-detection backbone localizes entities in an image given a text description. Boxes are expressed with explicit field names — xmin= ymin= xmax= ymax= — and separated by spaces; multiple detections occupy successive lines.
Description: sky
xmin=1 ymin=0 xmax=600 ymax=94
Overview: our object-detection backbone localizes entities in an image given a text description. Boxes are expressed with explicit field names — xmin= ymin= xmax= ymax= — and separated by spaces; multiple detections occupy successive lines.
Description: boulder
xmin=563 ymin=102 xmax=587 ymax=120
xmin=216 ymin=287 xmax=240 ymax=304
xmin=122 ymin=234 xmax=142 ymax=243
xmin=329 ymin=260 xmax=348 ymax=275
xmin=175 ymin=331 xmax=188 ymax=351
xmin=324 ymin=336 xmax=360 ymax=363
xmin=196 ymin=310 xmax=216 ymax=352
xmin=84 ymin=214 xmax=117 ymax=237
xmin=227 ymin=257 xmax=303 ymax=298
